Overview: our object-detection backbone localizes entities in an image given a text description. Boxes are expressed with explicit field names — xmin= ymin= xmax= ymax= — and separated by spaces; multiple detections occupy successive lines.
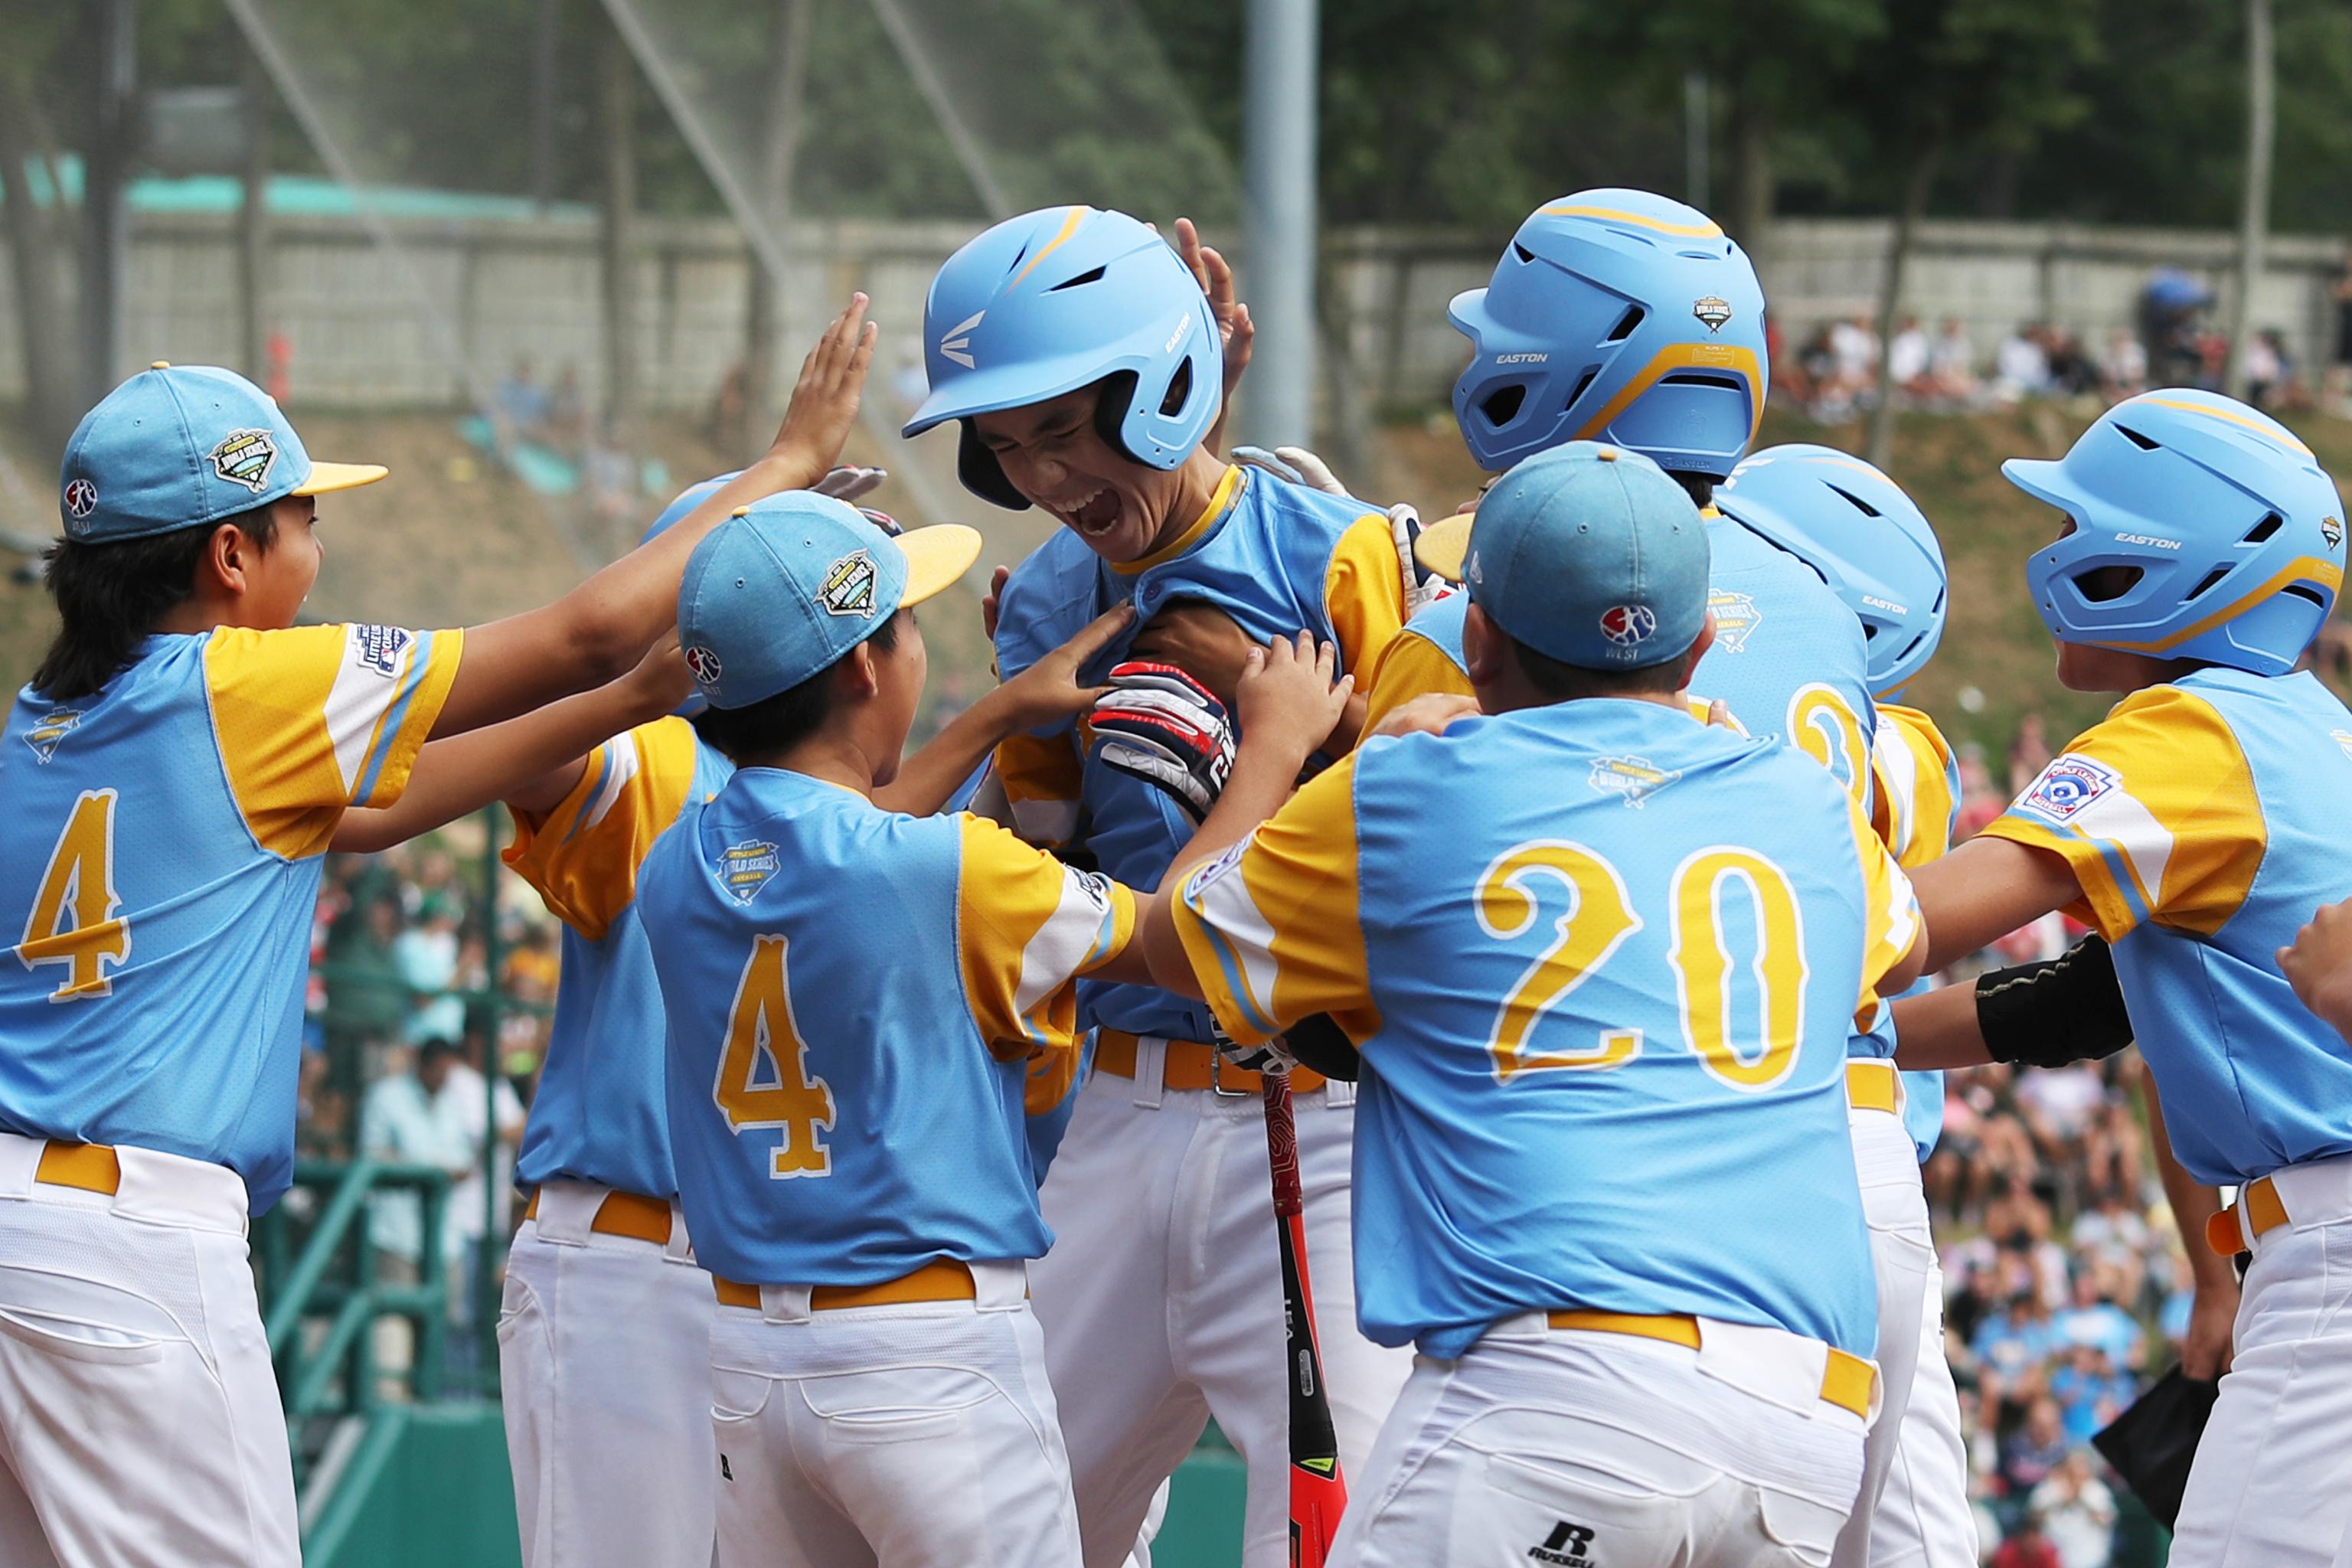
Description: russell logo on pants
xmin=1529 ymin=1519 xmax=1597 ymax=1567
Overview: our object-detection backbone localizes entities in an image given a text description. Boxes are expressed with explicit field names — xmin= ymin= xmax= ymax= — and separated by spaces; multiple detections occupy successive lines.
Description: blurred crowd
xmin=1774 ymin=258 xmax=2352 ymax=429
xmin=293 ymin=706 xmax=2199 ymax=1556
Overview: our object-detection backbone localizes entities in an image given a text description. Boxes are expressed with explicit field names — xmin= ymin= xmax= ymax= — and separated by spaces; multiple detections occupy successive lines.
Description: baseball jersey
xmin=992 ymin=462 xmax=1406 ymax=1047
xmin=1983 ymin=668 xmax=2352 ymax=1186
xmin=1867 ymin=703 xmax=1964 ymax=1161
xmin=0 ymin=625 xmax=462 ymax=1209
xmin=503 ymin=716 xmax=733 ymax=1201
xmin=1174 ymin=698 xmax=1918 ymax=1358
xmin=639 ymin=767 xmax=1135 ymax=1286
xmin=1360 ymin=512 xmax=1878 ymax=810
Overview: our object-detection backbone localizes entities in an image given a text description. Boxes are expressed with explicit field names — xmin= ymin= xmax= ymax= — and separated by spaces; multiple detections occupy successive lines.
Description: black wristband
xmin=1281 ymin=1013 xmax=1361 ymax=1083
xmin=1975 ymin=933 xmax=2134 ymax=1069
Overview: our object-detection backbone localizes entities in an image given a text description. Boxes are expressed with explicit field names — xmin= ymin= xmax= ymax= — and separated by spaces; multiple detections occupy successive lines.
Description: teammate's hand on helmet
xmin=2280 ymin=897 xmax=2352 ymax=1041
xmin=1174 ymin=217 xmax=1252 ymax=414
xmin=1236 ymin=632 xmax=1354 ymax=757
xmin=999 ymin=605 xmax=1134 ymax=730
xmin=1233 ymin=445 xmax=1349 ymax=496
xmin=1387 ymin=504 xmax=1455 ymax=619
xmin=1209 ymin=1020 xmax=1296 ymax=1077
xmin=1370 ymin=691 xmax=1479 ymax=742
xmin=1129 ymin=602 xmax=1259 ymax=707
xmin=769 ymin=292 xmax=879 ymax=484
xmin=1087 ymin=662 xmax=1236 ymax=824
xmin=814 ymin=464 xmax=888 ymax=505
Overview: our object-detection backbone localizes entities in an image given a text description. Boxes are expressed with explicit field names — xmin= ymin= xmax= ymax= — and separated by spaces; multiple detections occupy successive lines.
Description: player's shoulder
xmin=1877 ymin=702 xmax=1956 ymax=769
xmin=1240 ymin=465 xmax=1384 ymax=535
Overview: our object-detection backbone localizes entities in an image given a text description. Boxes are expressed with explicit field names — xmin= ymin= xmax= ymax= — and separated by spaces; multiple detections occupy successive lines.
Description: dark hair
xmin=417 ymin=1038 xmax=461 ymax=1067
xmin=1509 ymin=632 xmax=1687 ymax=701
xmin=1671 ymin=470 xmax=1714 ymax=510
xmin=31 ymin=507 xmax=279 ymax=701
xmin=690 ymin=610 xmax=902 ymax=763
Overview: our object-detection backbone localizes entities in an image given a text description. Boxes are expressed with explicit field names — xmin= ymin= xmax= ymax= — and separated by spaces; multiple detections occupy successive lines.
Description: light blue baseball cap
xmin=58 ymin=363 xmax=387 ymax=543
xmin=1416 ymin=440 xmax=1710 ymax=669
xmin=678 ymin=493 xmax=981 ymax=710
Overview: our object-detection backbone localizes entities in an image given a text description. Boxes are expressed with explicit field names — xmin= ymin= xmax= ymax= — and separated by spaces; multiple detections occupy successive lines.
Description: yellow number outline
xmin=18 ymin=789 xmax=130 ymax=1002
xmin=1669 ymin=847 xmax=1810 ymax=1093
xmin=713 ymin=934 xmax=837 ymax=1179
xmin=1474 ymin=841 xmax=1645 ymax=1083
xmin=1787 ymin=684 xmax=1870 ymax=808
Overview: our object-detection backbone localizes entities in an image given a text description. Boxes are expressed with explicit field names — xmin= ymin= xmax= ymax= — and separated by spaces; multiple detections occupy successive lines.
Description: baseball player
xmin=1712 ymin=445 xmax=1977 ymax=1568
xmin=322 ymin=476 xmax=1133 ymax=1568
xmin=0 ymin=299 xmax=872 ymax=1568
xmin=1155 ymin=442 xmax=1927 ymax=1567
xmin=1890 ymin=390 xmax=2352 ymax=1567
xmin=634 ymin=495 xmax=1353 ymax=1568
xmin=903 ymin=204 xmax=1414 ymax=1566
xmin=1361 ymin=190 xmax=1879 ymax=811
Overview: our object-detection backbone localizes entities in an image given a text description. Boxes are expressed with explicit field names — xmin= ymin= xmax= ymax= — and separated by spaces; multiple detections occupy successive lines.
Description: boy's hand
xmin=1369 ymin=692 xmax=1478 ymax=741
xmin=770 ymin=292 xmax=878 ymax=481
xmin=1236 ymin=632 xmax=1354 ymax=758
xmin=1130 ymin=602 xmax=1259 ymax=707
xmin=1089 ymin=663 xmax=1236 ymax=825
xmin=1234 ymin=444 xmax=1348 ymax=496
xmin=625 ymin=630 xmax=695 ymax=720
xmin=2281 ymin=897 xmax=2352 ymax=1040
xmin=1174 ymin=217 xmax=1252 ymax=410
xmin=982 ymin=564 xmax=1012 ymax=642
xmin=997 ymin=605 xmax=1133 ymax=728
xmin=814 ymin=463 xmax=887 ymax=504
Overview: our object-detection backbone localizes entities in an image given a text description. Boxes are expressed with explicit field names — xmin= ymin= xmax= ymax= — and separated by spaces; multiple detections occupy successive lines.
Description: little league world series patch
xmin=2017 ymin=754 xmax=2119 ymax=822
xmin=720 ymin=840 xmax=782 ymax=903
xmin=209 ymin=428 xmax=281 ymax=494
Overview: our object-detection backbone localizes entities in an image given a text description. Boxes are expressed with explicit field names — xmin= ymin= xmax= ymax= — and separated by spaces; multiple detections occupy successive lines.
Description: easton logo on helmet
xmin=938 ymin=311 xmax=984 ymax=370
xmin=1692 ymin=296 xmax=1734 ymax=334
xmin=1599 ymin=604 xmax=1658 ymax=647
xmin=684 ymin=645 xmax=724 ymax=686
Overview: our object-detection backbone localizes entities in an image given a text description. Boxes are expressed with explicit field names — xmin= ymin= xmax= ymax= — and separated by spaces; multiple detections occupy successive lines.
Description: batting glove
xmin=1387 ymin=502 xmax=1455 ymax=620
xmin=1233 ymin=444 xmax=1349 ymax=496
xmin=815 ymin=464 xmax=888 ymax=504
xmin=1086 ymin=662 xmax=1236 ymax=825
xmin=1210 ymin=1020 xmax=1298 ymax=1077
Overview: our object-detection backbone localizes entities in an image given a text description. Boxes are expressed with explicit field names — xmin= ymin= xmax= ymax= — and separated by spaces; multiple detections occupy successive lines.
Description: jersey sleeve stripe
xmin=572 ymin=730 xmax=644 ymax=841
xmin=1180 ymin=867 xmax=1284 ymax=1041
xmin=325 ymin=627 xmax=405 ymax=795
xmin=351 ymin=634 xmax=435 ymax=803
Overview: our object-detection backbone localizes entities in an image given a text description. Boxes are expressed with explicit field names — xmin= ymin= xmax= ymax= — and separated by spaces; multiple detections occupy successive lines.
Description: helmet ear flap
xmin=1093 ymin=371 xmax=1145 ymax=463
xmin=956 ymin=422 xmax=1033 ymax=511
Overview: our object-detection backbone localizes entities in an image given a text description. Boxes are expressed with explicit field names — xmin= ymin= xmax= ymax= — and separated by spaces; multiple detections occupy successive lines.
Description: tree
xmin=2224 ymin=0 xmax=2273 ymax=400
xmin=1844 ymin=0 xmax=2099 ymax=466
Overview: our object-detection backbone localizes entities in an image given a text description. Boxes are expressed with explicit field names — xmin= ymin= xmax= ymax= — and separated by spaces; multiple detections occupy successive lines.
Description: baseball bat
xmin=1262 ymin=1070 xmax=1348 ymax=1568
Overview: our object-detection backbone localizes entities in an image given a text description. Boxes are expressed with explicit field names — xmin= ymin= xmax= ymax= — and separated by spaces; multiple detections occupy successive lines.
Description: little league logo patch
xmin=1184 ymin=840 xmax=1247 ymax=900
xmin=1588 ymin=753 xmax=1681 ymax=808
xmin=1599 ymin=603 xmax=1658 ymax=648
xmin=63 ymin=479 xmax=98 ymax=522
xmin=351 ymin=624 xmax=411 ymax=679
xmin=819 ymin=550 xmax=879 ymax=619
xmin=23 ymin=709 xmax=81 ymax=763
xmin=684 ymin=645 xmax=724 ymax=686
xmin=719 ymin=840 xmax=782 ymax=903
xmin=208 ymin=428 xmax=281 ymax=495
xmin=2017 ymin=754 xmax=2119 ymax=822
xmin=1692 ymin=295 xmax=1734 ymax=334
xmin=1707 ymin=590 xmax=1762 ymax=652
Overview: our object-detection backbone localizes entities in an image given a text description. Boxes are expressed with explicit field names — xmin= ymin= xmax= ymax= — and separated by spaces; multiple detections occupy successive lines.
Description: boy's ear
xmin=201 ymin=521 xmax=251 ymax=598
xmin=837 ymin=639 xmax=880 ymax=700
xmin=1462 ymin=601 xmax=1504 ymax=685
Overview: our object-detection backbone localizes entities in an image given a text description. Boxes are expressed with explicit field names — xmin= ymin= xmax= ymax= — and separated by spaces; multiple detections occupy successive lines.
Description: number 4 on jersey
xmin=714 ymin=934 xmax=836 ymax=1179
xmin=19 ymin=790 xmax=129 ymax=1002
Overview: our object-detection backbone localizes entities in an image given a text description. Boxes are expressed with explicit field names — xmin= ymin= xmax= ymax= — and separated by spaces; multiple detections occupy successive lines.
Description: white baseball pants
xmin=1833 ymin=1090 xmax=1975 ymax=1568
xmin=0 ymin=1132 xmax=298 ymax=1568
xmin=706 ymin=1261 xmax=1081 ymax=1568
xmin=2171 ymin=1151 xmax=2352 ymax=1567
xmin=1328 ymin=1315 xmax=1868 ymax=1568
xmin=498 ymin=1180 xmax=717 ymax=1568
xmin=1031 ymin=1060 xmax=1413 ymax=1568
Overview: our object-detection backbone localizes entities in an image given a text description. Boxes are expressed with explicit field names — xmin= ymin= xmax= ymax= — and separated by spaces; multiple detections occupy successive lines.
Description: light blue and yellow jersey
xmin=0 ymin=624 xmax=462 ymax=1210
xmin=1173 ymin=698 xmax=1918 ymax=1359
xmin=992 ymin=462 xmax=1407 ymax=1049
xmin=1867 ymin=703 xmax=1964 ymax=1160
xmin=639 ymin=768 xmax=1135 ymax=1286
xmin=1361 ymin=511 xmax=1877 ymax=811
xmin=1984 ymin=668 xmax=2352 ymax=1186
xmin=504 ymin=716 xmax=732 ymax=1201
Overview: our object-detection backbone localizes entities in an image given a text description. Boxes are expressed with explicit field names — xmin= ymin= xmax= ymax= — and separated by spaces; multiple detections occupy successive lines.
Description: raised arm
xmin=433 ymin=295 xmax=877 ymax=740
xmin=330 ymin=635 xmax=690 ymax=855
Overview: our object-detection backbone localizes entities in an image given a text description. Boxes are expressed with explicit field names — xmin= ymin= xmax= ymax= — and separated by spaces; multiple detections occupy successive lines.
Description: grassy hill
xmin=4 ymin=400 xmax=2348 ymax=764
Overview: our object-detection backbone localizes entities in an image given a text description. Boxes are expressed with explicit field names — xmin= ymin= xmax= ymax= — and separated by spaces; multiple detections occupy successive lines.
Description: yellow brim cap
xmin=1413 ymin=513 xmax=1475 ymax=583
xmin=292 ymin=461 xmax=390 ymax=496
xmin=891 ymin=523 xmax=984 ymax=609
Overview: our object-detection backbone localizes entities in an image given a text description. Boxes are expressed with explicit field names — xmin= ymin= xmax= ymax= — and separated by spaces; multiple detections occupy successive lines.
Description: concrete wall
xmin=3 ymin=210 xmax=2341 ymax=416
